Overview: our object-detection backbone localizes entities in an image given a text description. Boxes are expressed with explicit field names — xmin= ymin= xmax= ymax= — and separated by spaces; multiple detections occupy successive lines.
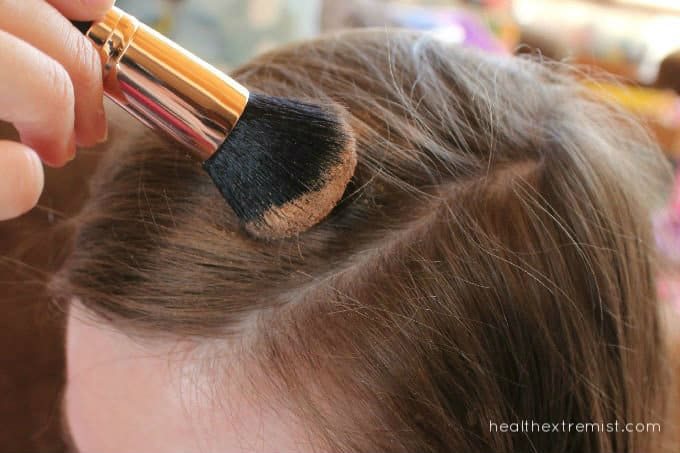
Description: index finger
xmin=46 ymin=0 xmax=115 ymax=21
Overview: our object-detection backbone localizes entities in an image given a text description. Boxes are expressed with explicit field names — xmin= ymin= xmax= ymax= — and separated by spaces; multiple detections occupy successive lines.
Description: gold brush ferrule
xmin=83 ymin=7 xmax=250 ymax=161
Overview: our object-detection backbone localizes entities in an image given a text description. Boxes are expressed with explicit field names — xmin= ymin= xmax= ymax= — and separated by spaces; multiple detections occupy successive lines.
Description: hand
xmin=0 ymin=0 xmax=114 ymax=221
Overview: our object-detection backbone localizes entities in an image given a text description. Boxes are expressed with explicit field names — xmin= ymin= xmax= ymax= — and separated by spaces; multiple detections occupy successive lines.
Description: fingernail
xmin=25 ymin=150 xmax=45 ymax=192
xmin=67 ymin=131 xmax=77 ymax=163
xmin=96 ymin=106 xmax=108 ymax=144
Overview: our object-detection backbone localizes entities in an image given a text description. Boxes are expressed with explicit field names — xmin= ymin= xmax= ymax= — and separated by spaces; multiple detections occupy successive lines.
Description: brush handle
xmin=72 ymin=7 xmax=249 ymax=161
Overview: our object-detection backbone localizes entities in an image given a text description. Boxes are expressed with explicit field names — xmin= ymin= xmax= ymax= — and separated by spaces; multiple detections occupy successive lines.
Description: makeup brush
xmin=72 ymin=8 xmax=357 ymax=240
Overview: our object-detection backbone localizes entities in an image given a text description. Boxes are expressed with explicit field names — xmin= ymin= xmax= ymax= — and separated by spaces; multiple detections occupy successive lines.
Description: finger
xmin=0 ymin=142 xmax=45 ymax=221
xmin=0 ymin=31 xmax=76 ymax=167
xmin=0 ymin=0 xmax=107 ymax=147
xmin=46 ymin=0 xmax=115 ymax=21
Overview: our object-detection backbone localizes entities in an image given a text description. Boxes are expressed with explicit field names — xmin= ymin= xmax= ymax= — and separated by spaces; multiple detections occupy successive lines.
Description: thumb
xmin=0 ymin=142 xmax=44 ymax=221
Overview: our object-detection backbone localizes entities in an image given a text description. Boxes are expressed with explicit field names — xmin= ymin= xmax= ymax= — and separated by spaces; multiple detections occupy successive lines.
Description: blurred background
xmin=1 ymin=0 xmax=680 ymax=450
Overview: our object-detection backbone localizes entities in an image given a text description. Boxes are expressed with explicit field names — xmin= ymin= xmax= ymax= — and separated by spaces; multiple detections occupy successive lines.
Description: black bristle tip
xmin=71 ymin=20 xmax=94 ymax=35
xmin=204 ymin=93 xmax=356 ymax=238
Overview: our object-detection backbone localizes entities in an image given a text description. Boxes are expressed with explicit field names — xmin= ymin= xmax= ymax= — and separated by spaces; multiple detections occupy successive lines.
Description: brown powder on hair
xmin=249 ymin=130 xmax=357 ymax=239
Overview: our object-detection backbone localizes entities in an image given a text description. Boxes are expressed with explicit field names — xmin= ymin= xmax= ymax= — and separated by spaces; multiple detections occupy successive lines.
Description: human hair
xmin=53 ymin=29 xmax=675 ymax=452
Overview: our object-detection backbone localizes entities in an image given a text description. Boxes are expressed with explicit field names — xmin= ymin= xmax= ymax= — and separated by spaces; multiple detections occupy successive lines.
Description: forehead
xmin=64 ymin=305 xmax=313 ymax=452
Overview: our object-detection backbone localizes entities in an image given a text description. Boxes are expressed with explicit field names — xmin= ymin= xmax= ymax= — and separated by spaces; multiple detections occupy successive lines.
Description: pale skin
xmin=66 ymin=303 xmax=314 ymax=452
xmin=0 ymin=0 xmax=113 ymax=221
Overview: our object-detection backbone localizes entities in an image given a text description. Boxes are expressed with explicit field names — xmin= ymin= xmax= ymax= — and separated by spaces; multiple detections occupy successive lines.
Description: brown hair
xmin=54 ymin=29 xmax=676 ymax=452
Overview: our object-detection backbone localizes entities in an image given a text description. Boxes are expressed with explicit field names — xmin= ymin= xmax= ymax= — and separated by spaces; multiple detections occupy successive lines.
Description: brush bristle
xmin=71 ymin=20 xmax=94 ymax=34
xmin=204 ymin=93 xmax=357 ymax=239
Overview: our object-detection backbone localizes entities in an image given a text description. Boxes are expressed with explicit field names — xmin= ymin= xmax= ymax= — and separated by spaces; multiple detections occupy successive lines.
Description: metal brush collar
xmin=81 ymin=7 xmax=249 ymax=161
